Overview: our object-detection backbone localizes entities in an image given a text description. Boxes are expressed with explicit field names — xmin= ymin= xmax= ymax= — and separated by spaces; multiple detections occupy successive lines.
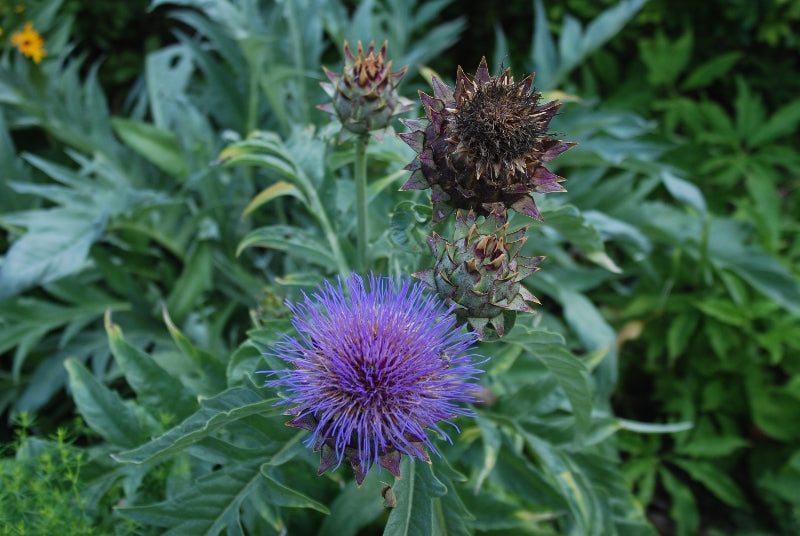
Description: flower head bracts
xmin=400 ymin=57 xmax=575 ymax=222
xmin=413 ymin=206 xmax=544 ymax=338
xmin=319 ymin=40 xmax=414 ymax=142
xmin=263 ymin=273 xmax=483 ymax=485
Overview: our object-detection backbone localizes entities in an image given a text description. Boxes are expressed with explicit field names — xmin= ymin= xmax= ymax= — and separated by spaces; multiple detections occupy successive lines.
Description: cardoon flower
xmin=264 ymin=273 xmax=483 ymax=485
xmin=414 ymin=205 xmax=544 ymax=339
xmin=319 ymin=40 xmax=414 ymax=141
xmin=400 ymin=57 xmax=576 ymax=222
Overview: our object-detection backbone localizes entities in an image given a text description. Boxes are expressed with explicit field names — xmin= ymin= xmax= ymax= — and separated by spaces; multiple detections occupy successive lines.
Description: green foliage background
xmin=1 ymin=0 xmax=799 ymax=534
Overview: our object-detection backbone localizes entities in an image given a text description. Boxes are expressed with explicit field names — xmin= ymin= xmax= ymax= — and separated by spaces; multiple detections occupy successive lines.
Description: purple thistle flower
xmin=262 ymin=273 xmax=484 ymax=485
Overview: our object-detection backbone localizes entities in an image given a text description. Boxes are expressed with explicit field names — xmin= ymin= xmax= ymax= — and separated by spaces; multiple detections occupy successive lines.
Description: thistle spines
xmin=319 ymin=40 xmax=413 ymax=141
xmin=414 ymin=207 xmax=544 ymax=339
xmin=400 ymin=56 xmax=576 ymax=222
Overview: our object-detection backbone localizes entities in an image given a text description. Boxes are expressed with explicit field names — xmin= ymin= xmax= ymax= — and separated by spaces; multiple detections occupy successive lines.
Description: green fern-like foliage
xmin=0 ymin=415 xmax=138 ymax=536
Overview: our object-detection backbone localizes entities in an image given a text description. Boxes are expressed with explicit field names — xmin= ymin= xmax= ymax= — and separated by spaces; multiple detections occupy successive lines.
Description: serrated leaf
xmin=474 ymin=415 xmax=501 ymax=493
xmin=557 ymin=288 xmax=618 ymax=397
xmin=583 ymin=210 xmax=652 ymax=255
xmin=515 ymin=429 xmax=596 ymax=533
xmin=119 ymin=457 xmax=266 ymax=534
xmin=749 ymin=383 xmax=800 ymax=442
xmin=163 ymin=307 xmax=227 ymax=395
xmin=260 ymin=469 xmax=330 ymax=513
xmin=236 ymin=225 xmax=336 ymax=268
xmin=105 ymin=310 xmax=198 ymax=420
xmin=534 ymin=341 xmax=593 ymax=434
xmin=64 ymin=357 xmax=146 ymax=448
xmin=505 ymin=326 xmax=592 ymax=434
xmin=383 ymin=458 xmax=447 ymax=536
xmin=111 ymin=117 xmax=188 ymax=177
xmin=622 ymin=457 xmax=659 ymax=505
xmin=661 ymin=170 xmax=707 ymax=215
xmin=693 ymin=298 xmax=747 ymax=326
xmin=667 ymin=311 xmax=698 ymax=363
xmin=431 ymin=460 xmax=473 ymax=536
xmin=165 ymin=240 xmax=214 ymax=322
xmin=660 ymin=467 xmax=699 ymax=536
xmin=704 ymin=320 xmax=731 ymax=359
xmin=319 ymin=470 xmax=384 ymax=536
xmin=709 ymin=219 xmax=800 ymax=314
xmin=543 ymin=204 xmax=604 ymax=254
xmin=744 ymin=166 xmax=781 ymax=252
xmin=114 ymin=387 xmax=279 ymax=464
xmin=734 ymin=78 xmax=765 ymax=141
xmin=227 ymin=342 xmax=265 ymax=388
xmin=585 ymin=251 xmax=622 ymax=273
xmin=217 ymin=132 xmax=297 ymax=179
xmin=531 ymin=0 xmax=557 ymax=88
xmin=558 ymin=15 xmax=583 ymax=72
xmin=581 ymin=0 xmax=647 ymax=59
xmin=671 ymin=458 xmax=749 ymax=509
xmin=639 ymin=30 xmax=692 ymax=86
xmin=674 ymin=436 xmax=749 ymax=458
xmin=680 ymin=52 xmax=741 ymax=91
xmin=0 ymin=208 xmax=105 ymax=300
xmin=750 ymin=97 xmax=800 ymax=146
xmin=493 ymin=447 xmax=567 ymax=512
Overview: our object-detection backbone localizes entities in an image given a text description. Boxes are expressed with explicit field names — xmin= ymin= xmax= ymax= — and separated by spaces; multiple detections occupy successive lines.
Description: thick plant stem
xmin=354 ymin=135 xmax=370 ymax=271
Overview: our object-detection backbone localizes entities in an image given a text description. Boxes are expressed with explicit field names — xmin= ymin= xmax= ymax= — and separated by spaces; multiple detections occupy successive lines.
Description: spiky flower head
xmin=264 ymin=273 xmax=483 ymax=485
xmin=400 ymin=57 xmax=576 ymax=222
xmin=319 ymin=40 xmax=413 ymax=141
xmin=414 ymin=205 xmax=544 ymax=338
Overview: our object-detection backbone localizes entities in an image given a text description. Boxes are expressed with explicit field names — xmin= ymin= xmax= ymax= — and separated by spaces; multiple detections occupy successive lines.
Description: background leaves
xmin=1 ymin=0 xmax=799 ymax=534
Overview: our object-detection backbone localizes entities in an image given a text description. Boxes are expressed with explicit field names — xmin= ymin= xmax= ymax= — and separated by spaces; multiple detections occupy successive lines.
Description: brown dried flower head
xmin=400 ymin=57 xmax=576 ymax=222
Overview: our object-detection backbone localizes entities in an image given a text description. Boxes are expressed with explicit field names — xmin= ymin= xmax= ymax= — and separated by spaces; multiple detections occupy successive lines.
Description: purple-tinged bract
xmin=264 ymin=273 xmax=483 ymax=485
xmin=400 ymin=56 xmax=576 ymax=222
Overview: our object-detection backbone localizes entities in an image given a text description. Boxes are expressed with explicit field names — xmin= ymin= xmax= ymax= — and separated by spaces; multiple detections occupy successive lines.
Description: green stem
xmin=296 ymin=181 xmax=349 ymax=279
xmin=354 ymin=135 xmax=370 ymax=271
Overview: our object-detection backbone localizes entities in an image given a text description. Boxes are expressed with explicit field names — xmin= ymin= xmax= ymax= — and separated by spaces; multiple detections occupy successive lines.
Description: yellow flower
xmin=10 ymin=21 xmax=46 ymax=64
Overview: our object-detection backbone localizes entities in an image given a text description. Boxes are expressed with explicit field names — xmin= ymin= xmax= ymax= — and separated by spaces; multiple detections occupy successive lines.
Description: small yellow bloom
xmin=15 ymin=4 xmax=25 ymax=13
xmin=10 ymin=21 xmax=46 ymax=63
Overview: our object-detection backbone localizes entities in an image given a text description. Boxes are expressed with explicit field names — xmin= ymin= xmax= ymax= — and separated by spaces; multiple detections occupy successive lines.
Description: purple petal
xmin=264 ymin=273 xmax=484 ymax=484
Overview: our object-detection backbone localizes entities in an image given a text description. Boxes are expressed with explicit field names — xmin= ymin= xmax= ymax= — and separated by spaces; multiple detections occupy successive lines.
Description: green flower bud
xmin=319 ymin=40 xmax=413 ymax=141
xmin=414 ymin=205 xmax=544 ymax=338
